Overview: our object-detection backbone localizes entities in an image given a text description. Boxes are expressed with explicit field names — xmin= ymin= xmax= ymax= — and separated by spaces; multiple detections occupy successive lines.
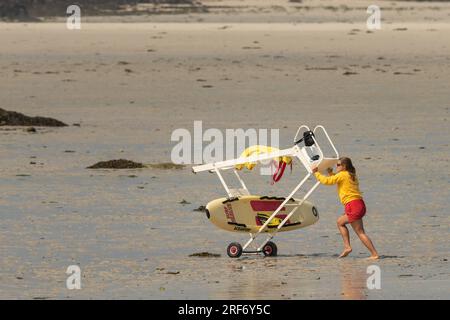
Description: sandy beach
xmin=0 ymin=0 xmax=449 ymax=299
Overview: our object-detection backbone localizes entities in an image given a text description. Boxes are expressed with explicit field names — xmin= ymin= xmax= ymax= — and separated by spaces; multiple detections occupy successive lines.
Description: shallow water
xmin=1 ymin=121 xmax=448 ymax=299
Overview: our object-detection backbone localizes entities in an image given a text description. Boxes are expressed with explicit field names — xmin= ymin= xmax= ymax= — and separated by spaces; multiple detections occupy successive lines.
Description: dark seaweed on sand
xmin=87 ymin=159 xmax=145 ymax=169
xmin=87 ymin=160 xmax=186 ymax=170
xmin=193 ymin=205 xmax=206 ymax=212
xmin=189 ymin=252 xmax=221 ymax=257
xmin=0 ymin=108 xmax=67 ymax=127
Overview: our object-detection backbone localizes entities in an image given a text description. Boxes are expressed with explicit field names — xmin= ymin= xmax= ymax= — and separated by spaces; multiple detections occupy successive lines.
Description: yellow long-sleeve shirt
xmin=314 ymin=170 xmax=362 ymax=205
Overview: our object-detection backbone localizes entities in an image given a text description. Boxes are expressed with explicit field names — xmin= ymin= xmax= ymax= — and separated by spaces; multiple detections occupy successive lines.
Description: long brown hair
xmin=340 ymin=157 xmax=357 ymax=182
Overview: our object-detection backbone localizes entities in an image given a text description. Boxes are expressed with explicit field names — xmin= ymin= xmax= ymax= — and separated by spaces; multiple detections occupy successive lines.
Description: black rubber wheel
xmin=262 ymin=241 xmax=278 ymax=257
xmin=227 ymin=242 xmax=243 ymax=258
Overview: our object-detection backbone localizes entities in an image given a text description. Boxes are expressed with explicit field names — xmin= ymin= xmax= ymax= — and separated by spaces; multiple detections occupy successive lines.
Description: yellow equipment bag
xmin=234 ymin=145 xmax=292 ymax=171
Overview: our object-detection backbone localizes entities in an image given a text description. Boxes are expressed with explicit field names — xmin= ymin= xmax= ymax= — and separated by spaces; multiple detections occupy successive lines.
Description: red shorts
xmin=344 ymin=199 xmax=366 ymax=223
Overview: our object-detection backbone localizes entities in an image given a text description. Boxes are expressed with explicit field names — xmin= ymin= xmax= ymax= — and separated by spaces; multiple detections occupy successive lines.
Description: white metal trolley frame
xmin=192 ymin=125 xmax=339 ymax=256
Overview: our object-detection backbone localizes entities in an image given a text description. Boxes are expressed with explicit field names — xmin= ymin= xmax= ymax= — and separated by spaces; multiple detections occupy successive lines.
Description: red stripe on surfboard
xmin=250 ymin=200 xmax=286 ymax=212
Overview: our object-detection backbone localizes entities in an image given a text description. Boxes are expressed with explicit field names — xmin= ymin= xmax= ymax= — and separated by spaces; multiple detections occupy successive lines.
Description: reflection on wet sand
xmin=210 ymin=255 xmax=370 ymax=299
xmin=221 ymin=257 xmax=287 ymax=300
xmin=212 ymin=254 xmax=317 ymax=299
xmin=339 ymin=260 xmax=367 ymax=300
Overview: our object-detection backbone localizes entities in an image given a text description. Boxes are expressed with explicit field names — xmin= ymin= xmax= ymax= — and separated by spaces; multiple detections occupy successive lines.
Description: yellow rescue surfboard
xmin=205 ymin=195 xmax=319 ymax=233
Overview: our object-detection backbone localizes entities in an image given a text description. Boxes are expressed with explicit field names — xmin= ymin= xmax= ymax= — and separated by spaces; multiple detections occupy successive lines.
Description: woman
xmin=313 ymin=157 xmax=379 ymax=260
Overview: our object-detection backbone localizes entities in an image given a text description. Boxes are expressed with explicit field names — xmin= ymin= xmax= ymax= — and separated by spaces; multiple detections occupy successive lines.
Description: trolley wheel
xmin=227 ymin=242 xmax=243 ymax=258
xmin=262 ymin=241 xmax=278 ymax=257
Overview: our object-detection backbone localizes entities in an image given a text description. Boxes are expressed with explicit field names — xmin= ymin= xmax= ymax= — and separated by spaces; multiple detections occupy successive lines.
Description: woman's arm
xmin=314 ymin=171 xmax=344 ymax=185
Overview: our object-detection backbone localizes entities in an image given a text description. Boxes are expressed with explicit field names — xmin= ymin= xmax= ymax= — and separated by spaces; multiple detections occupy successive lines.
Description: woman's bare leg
xmin=337 ymin=215 xmax=352 ymax=258
xmin=350 ymin=219 xmax=379 ymax=259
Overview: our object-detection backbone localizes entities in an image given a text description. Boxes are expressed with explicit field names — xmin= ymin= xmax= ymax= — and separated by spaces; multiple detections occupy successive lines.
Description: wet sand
xmin=1 ymin=1 xmax=450 ymax=299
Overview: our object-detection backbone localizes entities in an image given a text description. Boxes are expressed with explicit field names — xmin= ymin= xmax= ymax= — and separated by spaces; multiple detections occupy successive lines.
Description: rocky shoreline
xmin=0 ymin=0 xmax=201 ymax=21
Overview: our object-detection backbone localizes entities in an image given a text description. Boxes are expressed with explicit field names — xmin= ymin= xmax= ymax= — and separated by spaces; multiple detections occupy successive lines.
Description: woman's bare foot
xmin=366 ymin=255 xmax=380 ymax=260
xmin=338 ymin=248 xmax=352 ymax=258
